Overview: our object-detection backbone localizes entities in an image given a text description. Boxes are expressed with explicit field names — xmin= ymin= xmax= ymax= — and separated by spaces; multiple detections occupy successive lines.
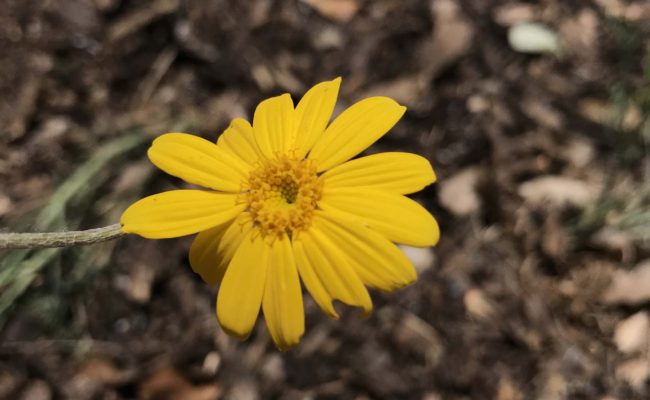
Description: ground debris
xmin=519 ymin=175 xmax=598 ymax=208
xmin=614 ymin=311 xmax=650 ymax=355
xmin=602 ymin=260 xmax=650 ymax=305
xmin=299 ymin=0 xmax=361 ymax=23
xmin=0 ymin=0 xmax=646 ymax=398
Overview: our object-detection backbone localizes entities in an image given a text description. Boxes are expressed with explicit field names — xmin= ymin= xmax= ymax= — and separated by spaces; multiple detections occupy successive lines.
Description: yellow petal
xmin=189 ymin=222 xmax=230 ymax=285
xmin=217 ymin=230 xmax=269 ymax=340
xmin=190 ymin=214 xmax=252 ymax=285
xmin=253 ymin=93 xmax=295 ymax=158
xmin=148 ymin=133 xmax=249 ymax=192
xmin=319 ymin=187 xmax=439 ymax=247
xmin=293 ymin=78 xmax=341 ymax=158
xmin=216 ymin=213 xmax=253 ymax=267
xmin=308 ymin=97 xmax=406 ymax=171
xmin=321 ymin=152 xmax=436 ymax=194
xmin=293 ymin=219 xmax=372 ymax=318
xmin=316 ymin=209 xmax=417 ymax=292
xmin=262 ymin=234 xmax=305 ymax=350
xmin=292 ymin=240 xmax=338 ymax=318
xmin=216 ymin=118 xmax=262 ymax=167
xmin=120 ymin=190 xmax=244 ymax=239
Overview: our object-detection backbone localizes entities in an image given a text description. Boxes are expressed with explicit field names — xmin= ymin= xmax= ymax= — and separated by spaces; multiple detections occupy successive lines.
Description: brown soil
xmin=1 ymin=0 xmax=649 ymax=399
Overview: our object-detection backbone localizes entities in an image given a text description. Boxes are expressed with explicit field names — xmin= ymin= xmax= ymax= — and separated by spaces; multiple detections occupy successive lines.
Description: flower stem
xmin=0 ymin=224 xmax=125 ymax=250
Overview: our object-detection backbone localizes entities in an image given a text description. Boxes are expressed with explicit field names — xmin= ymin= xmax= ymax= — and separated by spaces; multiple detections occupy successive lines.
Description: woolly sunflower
xmin=121 ymin=78 xmax=439 ymax=349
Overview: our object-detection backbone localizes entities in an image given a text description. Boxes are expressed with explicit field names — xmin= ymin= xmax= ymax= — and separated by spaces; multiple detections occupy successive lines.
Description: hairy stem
xmin=0 ymin=224 xmax=125 ymax=250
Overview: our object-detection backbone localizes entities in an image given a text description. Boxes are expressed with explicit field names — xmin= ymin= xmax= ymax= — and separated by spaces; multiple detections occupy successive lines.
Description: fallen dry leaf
xmin=18 ymin=380 xmax=51 ymax=400
xmin=438 ymin=167 xmax=481 ymax=216
xmin=393 ymin=312 xmax=443 ymax=366
xmin=464 ymin=288 xmax=496 ymax=320
xmin=589 ymin=227 xmax=636 ymax=262
xmin=518 ymin=175 xmax=597 ymax=208
xmin=614 ymin=311 xmax=650 ymax=355
xmin=594 ymin=0 xmax=626 ymax=17
xmin=602 ymin=260 xmax=650 ymax=305
xmin=622 ymin=3 xmax=650 ymax=22
xmin=361 ymin=76 xmax=430 ymax=110
xmin=65 ymin=357 xmax=135 ymax=399
xmin=425 ymin=0 xmax=474 ymax=78
xmin=562 ymin=138 xmax=595 ymax=169
xmin=400 ymin=245 xmax=435 ymax=274
xmin=299 ymin=0 xmax=361 ymax=23
xmin=559 ymin=9 xmax=599 ymax=58
xmin=579 ymin=98 xmax=642 ymax=130
xmin=508 ymin=23 xmax=560 ymax=54
xmin=537 ymin=372 xmax=567 ymax=400
xmin=74 ymin=358 xmax=134 ymax=387
xmin=139 ymin=367 xmax=221 ymax=400
xmin=201 ymin=352 xmax=221 ymax=376
xmin=0 ymin=194 xmax=12 ymax=218
xmin=521 ymin=98 xmax=564 ymax=130
xmin=496 ymin=378 xmax=524 ymax=400
xmin=616 ymin=358 xmax=650 ymax=390
xmin=493 ymin=3 xmax=537 ymax=27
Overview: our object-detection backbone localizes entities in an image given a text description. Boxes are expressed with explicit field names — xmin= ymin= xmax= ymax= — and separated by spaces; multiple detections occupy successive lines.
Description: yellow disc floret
xmin=245 ymin=155 xmax=322 ymax=239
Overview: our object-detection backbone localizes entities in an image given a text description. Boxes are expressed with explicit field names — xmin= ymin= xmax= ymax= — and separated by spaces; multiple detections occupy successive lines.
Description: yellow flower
xmin=120 ymin=78 xmax=439 ymax=349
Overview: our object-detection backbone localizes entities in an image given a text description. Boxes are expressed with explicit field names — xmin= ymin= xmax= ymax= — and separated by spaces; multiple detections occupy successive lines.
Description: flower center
xmin=245 ymin=155 xmax=322 ymax=239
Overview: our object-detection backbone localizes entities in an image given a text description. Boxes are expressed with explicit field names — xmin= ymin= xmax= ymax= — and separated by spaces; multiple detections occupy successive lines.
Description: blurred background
xmin=0 ymin=0 xmax=649 ymax=399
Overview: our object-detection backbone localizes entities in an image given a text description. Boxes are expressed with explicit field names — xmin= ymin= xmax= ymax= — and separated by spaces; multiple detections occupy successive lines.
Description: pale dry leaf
xmin=362 ymin=76 xmax=429 ymax=110
xmin=399 ymin=245 xmax=435 ymax=274
xmin=623 ymin=3 xmax=650 ymax=22
xmin=559 ymin=9 xmax=599 ymax=58
xmin=594 ymin=0 xmax=626 ymax=17
xmin=139 ymin=367 xmax=188 ymax=400
xmin=438 ymin=167 xmax=481 ymax=216
xmin=537 ymin=372 xmax=567 ymax=400
xmin=579 ymin=98 xmax=611 ymax=125
xmin=493 ymin=3 xmax=537 ymax=27
xmin=139 ymin=367 xmax=221 ymax=400
xmin=496 ymin=378 xmax=524 ymax=400
xmin=426 ymin=0 xmax=474 ymax=77
xmin=19 ymin=380 xmax=51 ymax=400
xmin=589 ymin=227 xmax=635 ymax=262
xmin=562 ymin=138 xmax=595 ymax=168
xmin=177 ymin=386 xmax=221 ymax=400
xmin=616 ymin=358 xmax=650 ymax=390
xmin=537 ymin=372 xmax=568 ymax=400
xmin=466 ymin=95 xmax=490 ymax=113
xmin=393 ymin=312 xmax=443 ymax=365
xmin=521 ymin=99 xmax=564 ymax=130
xmin=108 ymin=0 xmax=180 ymax=42
xmin=313 ymin=26 xmax=345 ymax=50
xmin=74 ymin=358 xmax=134 ymax=386
xmin=579 ymin=98 xmax=642 ymax=130
xmin=300 ymin=0 xmax=361 ymax=23
xmin=464 ymin=288 xmax=496 ymax=320
xmin=602 ymin=260 xmax=650 ymax=305
xmin=66 ymin=357 xmax=135 ymax=399
xmin=508 ymin=22 xmax=560 ymax=54
xmin=128 ymin=263 xmax=155 ymax=304
xmin=0 ymin=194 xmax=12 ymax=218
xmin=260 ymin=354 xmax=285 ymax=383
xmin=202 ymin=352 xmax=221 ymax=376
xmin=518 ymin=175 xmax=597 ymax=208
xmin=622 ymin=104 xmax=643 ymax=130
xmin=227 ymin=379 xmax=259 ymax=400
xmin=614 ymin=311 xmax=650 ymax=355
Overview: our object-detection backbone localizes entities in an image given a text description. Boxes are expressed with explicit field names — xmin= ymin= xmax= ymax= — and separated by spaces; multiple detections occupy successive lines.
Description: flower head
xmin=121 ymin=78 xmax=439 ymax=349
